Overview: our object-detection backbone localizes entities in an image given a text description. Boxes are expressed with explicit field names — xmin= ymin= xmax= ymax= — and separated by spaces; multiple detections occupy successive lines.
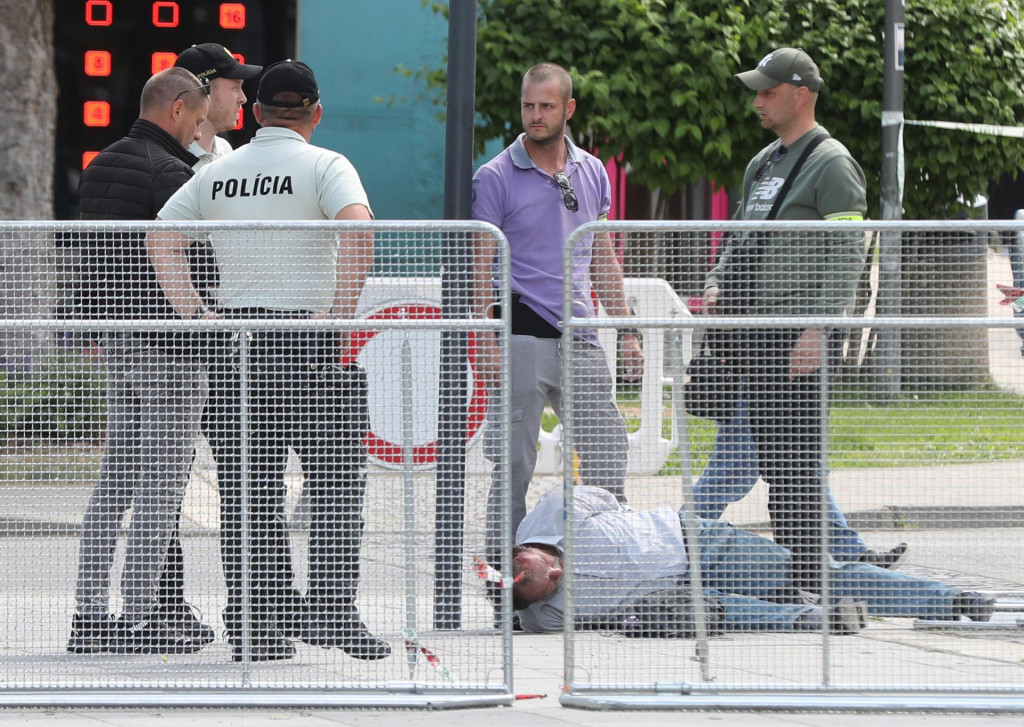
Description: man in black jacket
xmin=68 ymin=66 xmax=217 ymax=655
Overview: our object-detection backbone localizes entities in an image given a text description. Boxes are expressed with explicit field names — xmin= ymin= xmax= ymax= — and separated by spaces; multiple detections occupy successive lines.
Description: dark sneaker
xmin=67 ymin=613 xmax=115 ymax=654
xmin=153 ymin=601 xmax=216 ymax=647
xmin=492 ymin=608 xmax=522 ymax=632
xmin=227 ymin=630 xmax=296 ymax=663
xmin=858 ymin=543 xmax=909 ymax=570
xmin=107 ymin=615 xmax=208 ymax=655
xmin=297 ymin=605 xmax=391 ymax=661
xmin=827 ymin=598 xmax=869 ymax=635
xmin=953 ymin=591 xmax=995 ymax=622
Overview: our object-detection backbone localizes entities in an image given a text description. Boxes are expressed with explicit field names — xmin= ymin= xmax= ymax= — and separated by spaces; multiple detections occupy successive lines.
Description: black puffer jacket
xmin=72 ymin=118 xmax=199 ymax=325
xmin=79 ymin=118 xmax=197 ymax=222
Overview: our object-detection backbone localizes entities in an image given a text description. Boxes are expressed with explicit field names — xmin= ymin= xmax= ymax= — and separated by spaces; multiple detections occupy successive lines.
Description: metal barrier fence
xmin=556 ymin=221 xmax=1024 ymax=712
xmin=0 ymin=221 xmax=513 ymax=708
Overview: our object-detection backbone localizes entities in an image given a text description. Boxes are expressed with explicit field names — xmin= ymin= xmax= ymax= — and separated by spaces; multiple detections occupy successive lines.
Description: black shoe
xmin=296 ymin=606 xmax=391 ymax=661
xmin=67 ymin=613 xmax=115 ymax=654
xmin=152 ymin=601 xmax=216 ymax=647
xmin=228 ymin=629 xmax=296 ymax=663
xmin=953 ymin=591 xmax=995 ymax=622
xmin=107 ymin=615 xmax=209 ymax=655
xmin=858 ymin=542 xmax=909 ymax=570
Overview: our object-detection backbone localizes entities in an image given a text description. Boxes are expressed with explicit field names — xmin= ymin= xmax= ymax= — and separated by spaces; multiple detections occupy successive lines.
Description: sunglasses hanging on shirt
xmin=553 ymin=172 xmax=579 ymax=212
xmin=753 ymin=144 xmax=788 ymax=182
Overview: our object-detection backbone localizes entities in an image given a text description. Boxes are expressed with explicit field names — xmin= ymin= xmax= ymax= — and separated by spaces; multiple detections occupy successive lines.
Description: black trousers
xmin=205 ymin=327 xmax=369 ymax=632
xmin=741 ymin=329 xmax=828 ymax=592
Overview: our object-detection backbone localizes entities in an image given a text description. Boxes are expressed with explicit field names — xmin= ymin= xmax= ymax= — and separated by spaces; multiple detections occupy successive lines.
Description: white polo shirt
xmin=159 ymin=126 xmax=372 ymax=314
xmin=189 ymin=135 xmax=233 ymax=171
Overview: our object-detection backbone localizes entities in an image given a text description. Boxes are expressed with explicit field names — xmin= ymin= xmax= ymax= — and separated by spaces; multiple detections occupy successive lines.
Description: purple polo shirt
xmin=472 ymin=133 xmax=611 ymax=343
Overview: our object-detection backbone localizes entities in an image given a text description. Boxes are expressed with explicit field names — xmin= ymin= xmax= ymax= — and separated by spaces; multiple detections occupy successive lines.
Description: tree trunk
xmin=900 ymin=229 xmax=990 ymax=390
xmin=0 ymin=0 xmax=57 ymax=370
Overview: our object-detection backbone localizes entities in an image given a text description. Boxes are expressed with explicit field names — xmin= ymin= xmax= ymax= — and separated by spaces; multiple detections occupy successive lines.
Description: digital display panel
xmin=54 ymin=1 xmax=296 ymax=218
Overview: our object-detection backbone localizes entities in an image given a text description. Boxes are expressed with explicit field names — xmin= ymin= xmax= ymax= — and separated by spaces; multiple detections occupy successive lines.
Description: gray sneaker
xmin=828 ymin=598 xmax=869 ymax=635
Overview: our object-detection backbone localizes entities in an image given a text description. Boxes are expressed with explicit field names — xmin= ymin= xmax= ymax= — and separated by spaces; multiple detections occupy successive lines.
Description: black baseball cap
xmin=256 ymin=60 xmax=320 ymax=108
xmin=734 ymin=48 xmax=823 ymax=92
xmin=175 ymin=43 xmax=262 ymax=82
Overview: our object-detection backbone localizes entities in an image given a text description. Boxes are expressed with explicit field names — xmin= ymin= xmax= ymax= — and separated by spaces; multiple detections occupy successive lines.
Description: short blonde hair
xmin=522 ymin=63 xmax=572 ymax=102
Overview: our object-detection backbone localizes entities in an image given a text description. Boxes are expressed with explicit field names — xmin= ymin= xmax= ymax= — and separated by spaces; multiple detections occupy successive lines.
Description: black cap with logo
xmin=256 ymin=60 xmax=320 ymax=108
xmin=175 ymin=43 xmax=262 ymax=82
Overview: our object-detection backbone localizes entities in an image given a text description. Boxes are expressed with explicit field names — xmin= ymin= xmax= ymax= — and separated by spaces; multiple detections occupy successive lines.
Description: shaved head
xmin=141 ymin=67 xmax=207 ymax=116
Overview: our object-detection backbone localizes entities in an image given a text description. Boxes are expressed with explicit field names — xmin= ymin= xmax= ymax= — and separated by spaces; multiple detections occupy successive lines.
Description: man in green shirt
xmin=703 ymin=48 xmax=866 ymax=593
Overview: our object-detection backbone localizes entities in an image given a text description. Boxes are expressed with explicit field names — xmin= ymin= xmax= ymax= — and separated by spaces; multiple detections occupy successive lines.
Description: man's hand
xmin=789 ymin=327 xmax=826 ymax=379
xmin=703 ymin=285 xmax=721 ymax=311
xmin=311 ymin=311 xmax=349 ymax=357
xmin=620 ymin=334 xmax=644 ymax=382
xmin=475 ymin=330 xmax=501 ymax=393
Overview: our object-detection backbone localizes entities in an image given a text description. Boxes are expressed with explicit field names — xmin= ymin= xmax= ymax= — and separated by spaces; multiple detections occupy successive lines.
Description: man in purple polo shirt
xmin=472 ymin=62 xmax=645 ymax=572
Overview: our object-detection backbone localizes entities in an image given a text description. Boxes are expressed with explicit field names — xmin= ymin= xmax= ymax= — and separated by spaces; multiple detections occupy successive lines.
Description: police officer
xmin=150 ymin=60 xmax=389 ymax=663
xmin=174 ymin=43 xmax=262 ymax=169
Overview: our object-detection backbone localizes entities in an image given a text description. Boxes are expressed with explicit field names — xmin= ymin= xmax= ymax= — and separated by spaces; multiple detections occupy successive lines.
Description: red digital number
xmin=234 ymin=108 xmax=244 ymax=131
xmin=152 ymin=1 xmax=179 ymax=28
xmin=85 ymin=0 xmax=113 ymax=26
xmin=219 ymin=3 xmax=247 ymax=29
xmin=84 ymin=50 xmax=112 ymax=77
xmin=151 ymin=52 xmax=177 ymax=75
xmin=82 ymin=151 xmax=100 ymax=169
xmin=83 ymin=101 xmax=111 ymax=128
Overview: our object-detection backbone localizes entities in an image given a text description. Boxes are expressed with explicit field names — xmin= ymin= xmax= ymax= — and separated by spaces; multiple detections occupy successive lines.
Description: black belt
xmin=492 ymin=294 xmax=561 ymax=338
xmin=222 ymin=307 xmax=315 ymax=320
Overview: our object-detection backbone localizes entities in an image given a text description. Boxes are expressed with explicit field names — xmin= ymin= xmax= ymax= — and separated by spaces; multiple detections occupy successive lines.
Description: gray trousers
xmin=485 ymin=335 xmax=628 ymax=555
xmin=74 ymin=334 xmax=207 ymax=619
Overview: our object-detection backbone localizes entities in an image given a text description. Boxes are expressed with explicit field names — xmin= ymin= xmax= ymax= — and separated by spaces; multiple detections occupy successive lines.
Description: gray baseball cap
xmin=734 ymin=48 xmax=822 ymax=92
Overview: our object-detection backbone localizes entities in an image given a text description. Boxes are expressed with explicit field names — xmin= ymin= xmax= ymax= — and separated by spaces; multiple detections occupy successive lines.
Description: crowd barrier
xmin=0 ymin=221 xmax=513 ymax=708
xmin=3 ymin=219 xmax=1024 ymax=712
xmin=558 ymin=221 xmax=1024 ymax=712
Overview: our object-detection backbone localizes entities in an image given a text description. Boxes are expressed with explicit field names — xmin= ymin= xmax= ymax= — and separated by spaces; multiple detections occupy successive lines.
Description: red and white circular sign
xmin=342 ymin=302 xmax=488 ymax=470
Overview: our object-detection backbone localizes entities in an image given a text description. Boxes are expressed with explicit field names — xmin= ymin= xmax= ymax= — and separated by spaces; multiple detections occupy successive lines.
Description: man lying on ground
xmin=512 ymin=486 xmax=994 ymax=635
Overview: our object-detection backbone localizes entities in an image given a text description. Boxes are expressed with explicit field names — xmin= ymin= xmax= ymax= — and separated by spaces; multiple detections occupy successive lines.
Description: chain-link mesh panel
xmin=0 ymin=221 xmax=511 ymax=707
xmin=557 ymin=221 xmax=1024 ymax=710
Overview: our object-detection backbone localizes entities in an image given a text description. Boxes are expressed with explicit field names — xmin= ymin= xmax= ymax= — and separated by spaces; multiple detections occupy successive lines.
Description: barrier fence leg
xmin=671 ymin=326 xmax=711 ymax=682
xmin=401 ymin=335 xmax=418 ymax=677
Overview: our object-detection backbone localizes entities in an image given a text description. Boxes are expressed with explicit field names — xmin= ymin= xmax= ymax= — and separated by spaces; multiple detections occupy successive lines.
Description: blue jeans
xmin=693 ymin=391 xmax=868 ymax=562
xmin=692 ymin=519 xmax=960 ymax=629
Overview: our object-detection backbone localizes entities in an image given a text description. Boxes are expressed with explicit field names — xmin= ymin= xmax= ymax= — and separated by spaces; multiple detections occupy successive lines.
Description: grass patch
xmin=544 ymin=385 xmax=1024 ymax=477
xmin=0 ymin=445 xmax=102 ymax=485
xmin=828 ymin=388 xmax=1024 ymax=468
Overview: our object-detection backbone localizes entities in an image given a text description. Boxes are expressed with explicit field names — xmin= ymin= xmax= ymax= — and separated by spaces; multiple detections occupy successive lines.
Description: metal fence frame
xmin=0 ymin=220 xmax=513 ymax=709
xmin=560 ymin=220 xmax=1024 ymax=713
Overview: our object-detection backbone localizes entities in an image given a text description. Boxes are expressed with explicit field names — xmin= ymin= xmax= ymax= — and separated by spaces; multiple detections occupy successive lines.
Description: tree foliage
xmin=418 ymin=0 xmax=1024 ymax=219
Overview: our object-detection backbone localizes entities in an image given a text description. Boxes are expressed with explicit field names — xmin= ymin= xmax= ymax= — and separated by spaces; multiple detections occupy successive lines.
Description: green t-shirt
xmin=706 ymin=126 xmax=867 ymax=316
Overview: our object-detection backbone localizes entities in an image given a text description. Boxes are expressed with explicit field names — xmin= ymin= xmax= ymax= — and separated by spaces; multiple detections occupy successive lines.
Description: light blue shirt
xmin=515 ymin=486 xmax=687 ymax=632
